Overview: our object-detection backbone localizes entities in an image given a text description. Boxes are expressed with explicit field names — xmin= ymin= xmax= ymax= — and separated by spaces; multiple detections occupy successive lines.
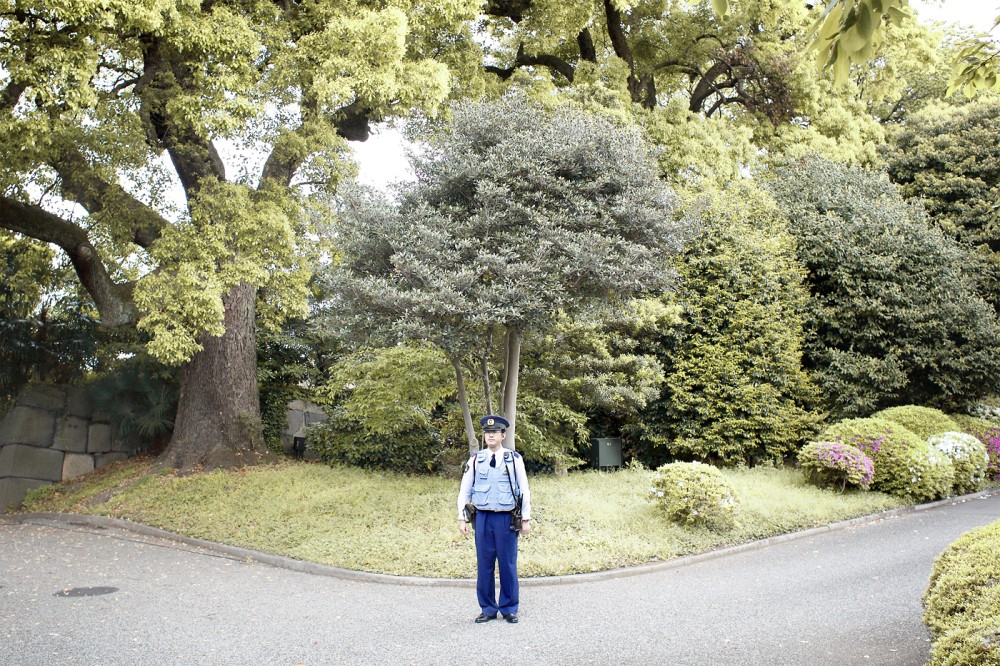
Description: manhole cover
xmin=53 ymin=587 xmax=119 ymax=598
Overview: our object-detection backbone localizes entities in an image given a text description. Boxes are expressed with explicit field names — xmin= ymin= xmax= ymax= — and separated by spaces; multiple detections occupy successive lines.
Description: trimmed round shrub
xmin=888 ymin=446 xmax=955 ymax=503
xmin=821 ymin=417 xmax=954 ymax=500
xmin=650 ymin=462 xmax=737 ymax=530
xmin=951 ymin=414 xmax=1000 ymax=483
xmin=797 ymin=441 xmax=874 ymax=491
xmin=928 ymin=432 xmax=990 ymax=495
xmin=924 ymin=518 xmax=1000 ymax=666
xmin=874 ymin=405 xmax=959 ymax=439
xmin=927 ymin=617 xmax=1000 ymax=666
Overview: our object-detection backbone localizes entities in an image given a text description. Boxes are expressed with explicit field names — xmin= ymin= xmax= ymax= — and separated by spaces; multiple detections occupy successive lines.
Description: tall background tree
xmin=882 ymin=98 xmax=1000 ymax=313
xmin=627 ymin=183 xmax=821 ymax=466
xmin=0 ymin=0 xmax=478 ymax=470
xmin=767 ymin=156 xmax=1000 ymax=418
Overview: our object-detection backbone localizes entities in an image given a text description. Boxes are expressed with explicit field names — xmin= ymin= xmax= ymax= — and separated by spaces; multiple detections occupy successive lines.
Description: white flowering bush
xmin=797 ymin=441 xmax=874 ymax=491
xmin=875 ymin=443 xmax=955 ymax=502
xmin=650 ymin=462 xmax=737 ymax=530
xmin=928 ymin=432 xmax=989 ymax=495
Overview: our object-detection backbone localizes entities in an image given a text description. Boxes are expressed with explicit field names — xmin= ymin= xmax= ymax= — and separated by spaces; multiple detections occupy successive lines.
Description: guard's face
xmin=483 ymin=430 xmax=506 ymax=447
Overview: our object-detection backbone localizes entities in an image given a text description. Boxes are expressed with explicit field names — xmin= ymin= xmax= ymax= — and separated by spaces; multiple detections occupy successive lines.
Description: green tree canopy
xmin=0 ymin=0 xmax=476 ymax=470
xmin=882 ymin=98 xmax=1000 ymax=311
xmin=317 ymin=96 xmax=690 ymax=452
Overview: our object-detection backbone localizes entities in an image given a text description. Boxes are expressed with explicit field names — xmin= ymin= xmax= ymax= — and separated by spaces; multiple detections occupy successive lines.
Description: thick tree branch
xmin=137 ymin=34 xmax=225 ymax=197
xmin=259 ymin=100 xmax=371 ymax=188
xmin=0 ymin=197 xmax=137 ymax=326
xmin=603 ymin=0 xmax=634 ymax=64
xmin=484 ymin=43 xmax=576 ymax=82
xmin=1 ymin=79 xmax=27 ymax=111
xmin=485 ymin=0 xmax=533 ymax=22
xmin=52 ymin=146 xmax=169 ymax=249
xmin=332 ymin=100 xmax=372 ymax=142
xmin=603 ymin=0 xmax=653 ymax=107
xmin=689 ymin=60 xmax=732 ymax=113
xmin=578 ymin=28 xmax=597 ymax=63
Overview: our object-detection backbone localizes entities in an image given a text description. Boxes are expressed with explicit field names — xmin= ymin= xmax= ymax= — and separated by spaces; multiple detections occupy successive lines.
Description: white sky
xmin=911 ymin=0 xmax=997 ymax=32
xmin=352 ymin=1 xmax=999 ymax=190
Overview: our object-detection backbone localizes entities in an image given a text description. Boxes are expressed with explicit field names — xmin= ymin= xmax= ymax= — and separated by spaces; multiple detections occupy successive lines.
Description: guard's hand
xmin=458 ymin=520 xmax=469 ymax=535
xmin=520 ymin=521 xmax=531 ymax=536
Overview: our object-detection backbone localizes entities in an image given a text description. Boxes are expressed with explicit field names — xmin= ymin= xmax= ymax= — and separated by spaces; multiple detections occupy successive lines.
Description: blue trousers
xmin=475 ymin=510 xmax=519 ymax=616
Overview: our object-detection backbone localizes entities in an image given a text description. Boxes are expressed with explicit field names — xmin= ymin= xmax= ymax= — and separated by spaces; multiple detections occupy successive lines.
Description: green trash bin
xmin=590 ymin=437 xmax=622 ymax=470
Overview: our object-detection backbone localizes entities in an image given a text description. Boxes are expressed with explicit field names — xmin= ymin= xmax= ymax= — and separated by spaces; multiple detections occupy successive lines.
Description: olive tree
xmin=317 ymin=96 xmax=690 ymax=453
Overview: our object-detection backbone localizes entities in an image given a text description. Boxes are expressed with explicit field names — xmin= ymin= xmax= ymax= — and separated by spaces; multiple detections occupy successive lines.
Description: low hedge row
xmin=801 ymin=406 xmax=998 ymax=500
xmin=924 ymin=518 xmax=1000 ymax=666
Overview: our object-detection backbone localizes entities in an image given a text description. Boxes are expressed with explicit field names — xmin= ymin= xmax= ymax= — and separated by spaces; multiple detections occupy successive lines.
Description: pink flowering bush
xmin=989 ymin=433 xmax=1000 ymax=483
xmin=650 ymin=462 xmax=737 ymax=531
xmin=798 ymin=441 xmax=874 ymax=491
xmin=821 ymin=417 xmax=953 ymax=500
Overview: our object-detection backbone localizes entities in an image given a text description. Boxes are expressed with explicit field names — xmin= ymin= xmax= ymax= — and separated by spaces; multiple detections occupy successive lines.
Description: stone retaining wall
xmin=0 ymin=385 xmax=130 ymax=512
xmin=1 ymin=386 xmax=330 ymax=511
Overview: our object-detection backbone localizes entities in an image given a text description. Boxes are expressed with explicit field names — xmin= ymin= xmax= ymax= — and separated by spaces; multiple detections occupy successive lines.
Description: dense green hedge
xmin=768 ymin=157 xmax=1000 ymax=418
xmin=924 ymin=519 xmax=1000 ymax=666
xmin=873 ymin=406 xmax=958 ymax=439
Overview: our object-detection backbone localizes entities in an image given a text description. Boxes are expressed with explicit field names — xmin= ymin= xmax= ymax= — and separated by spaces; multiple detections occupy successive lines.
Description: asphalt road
xmin=2 ymin=492 xmax=998 ymax=666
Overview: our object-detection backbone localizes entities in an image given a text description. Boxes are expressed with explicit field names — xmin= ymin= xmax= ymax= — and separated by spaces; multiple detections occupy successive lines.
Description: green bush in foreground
xmin=821 ymin=417 xmax=953 ymax=501
xmin=797 ymin=441 xmax=874 ymax=491
xmin=650 ymin=462 xmax=737 ymax=530
xmin=874 ymin=405 xmax=959 ymax=439
xmin=928 ymin=432 xmax=990 ymax=495
xmin=924 ymin=518 xmax=1000 ymax=666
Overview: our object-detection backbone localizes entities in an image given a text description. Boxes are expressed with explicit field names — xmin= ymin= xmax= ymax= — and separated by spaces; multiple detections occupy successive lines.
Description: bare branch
xmin=0 ymin=196 xmax=138 ymax=326
xmin=485 ymin=43 xmax=576 ymax=83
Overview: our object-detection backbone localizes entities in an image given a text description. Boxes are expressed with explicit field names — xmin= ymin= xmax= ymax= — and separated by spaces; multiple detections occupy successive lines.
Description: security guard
xmin=457 ymin=414 xmax=531 ymax=624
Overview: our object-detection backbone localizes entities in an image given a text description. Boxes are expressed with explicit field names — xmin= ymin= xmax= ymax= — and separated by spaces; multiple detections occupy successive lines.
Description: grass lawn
xmin=17 ymin=458 xmax=910 ymax=578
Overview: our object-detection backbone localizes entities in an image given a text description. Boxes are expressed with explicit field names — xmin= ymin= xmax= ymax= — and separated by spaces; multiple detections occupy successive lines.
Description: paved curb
xmin=3 ymin=489 xmax=995 ymax=588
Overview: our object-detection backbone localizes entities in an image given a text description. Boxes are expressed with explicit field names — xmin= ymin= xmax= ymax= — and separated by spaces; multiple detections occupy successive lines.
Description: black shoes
xmin=475 ymin=612 xmax=519 ymax=623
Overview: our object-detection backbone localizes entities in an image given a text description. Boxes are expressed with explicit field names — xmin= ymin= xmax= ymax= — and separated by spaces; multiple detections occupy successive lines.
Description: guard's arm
xmin=457 ymin=456 xmax=475 ymax=521
xmin=514 ymin=456 xmax=531 ymax=521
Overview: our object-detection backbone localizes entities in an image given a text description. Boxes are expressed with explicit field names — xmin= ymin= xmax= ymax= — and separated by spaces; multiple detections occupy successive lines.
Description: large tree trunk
xmin=158 ymin=282 xmax=275 ymax=472
xmin=453 ymin=356 xmax=479 ymax=457
xmin=501 ymin=326 xmax=522 ymax=451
